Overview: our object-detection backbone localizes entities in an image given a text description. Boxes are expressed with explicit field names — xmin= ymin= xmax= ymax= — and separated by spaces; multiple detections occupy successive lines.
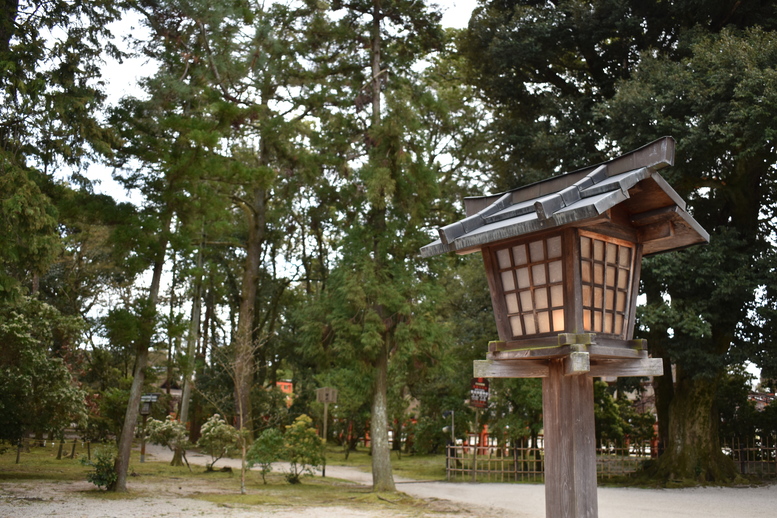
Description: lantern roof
xmin=421 ymin=137 xmax=709 ymax=258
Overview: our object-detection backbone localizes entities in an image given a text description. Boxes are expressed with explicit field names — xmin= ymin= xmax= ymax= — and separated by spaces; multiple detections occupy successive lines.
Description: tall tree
xmin=113 ymin=0 xmax=359 ymax=491
xmin=107 ymin=12 xmax=225 ymax=486
xmin=462 ymin=0 xmax=777 ymax=186
xmin=301 ymin=0 xmax=447 ymax=492
xmin=462 ymin=0 xmax=777 ymax=482
xmin=604 ymin=26 xmax=777 ymax=481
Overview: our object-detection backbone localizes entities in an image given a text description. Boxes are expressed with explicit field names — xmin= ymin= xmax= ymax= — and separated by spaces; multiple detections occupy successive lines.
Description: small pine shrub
xmin=247 ymin=427 xmax=284 ymax=484
xmin=80 ymin=447 xmax=118 ymax=490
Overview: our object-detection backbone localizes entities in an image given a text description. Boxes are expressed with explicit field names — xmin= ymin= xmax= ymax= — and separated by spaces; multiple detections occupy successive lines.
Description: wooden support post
xmin=322 ymin=401 xmax=328 ymax=478
xmin=140 ymin=414 xmax=148 ymax=463
xmin=472 ymin=408 xmax=480 ymax=482
xmin=543 ymin=359 xmax=598 ymax=518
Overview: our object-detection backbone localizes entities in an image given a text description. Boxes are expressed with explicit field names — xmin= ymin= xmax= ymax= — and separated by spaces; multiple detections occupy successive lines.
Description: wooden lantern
xmin=421 ymin=137 xmax=708 ymax=518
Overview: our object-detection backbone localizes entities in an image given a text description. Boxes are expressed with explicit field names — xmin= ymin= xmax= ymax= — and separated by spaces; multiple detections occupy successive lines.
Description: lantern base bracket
xmin=477 ymin=335 xmax=663 ymax=379
xmin=474 ymin=356 xmax=663 ymax=379
xmin=489 ymin=336 xmax=648 ymax=355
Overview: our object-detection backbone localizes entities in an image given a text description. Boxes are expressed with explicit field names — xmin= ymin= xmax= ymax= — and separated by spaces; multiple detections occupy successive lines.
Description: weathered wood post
xmin=316 ymin=387 xmax=338 ymax=478
xmin=139 ymin=393 xmax=159 ymax=464
xmin=421 ymin=138 xmax=709 ymax=518
xmin=543 ymin=352 xmax=597 ymax=517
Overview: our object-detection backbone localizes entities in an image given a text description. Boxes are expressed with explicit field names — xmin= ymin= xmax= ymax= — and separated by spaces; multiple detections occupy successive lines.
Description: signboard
xmin=470 ymin=378 xmax=489 ymax=409
xmin=316 ymin=387 xmax=338 ymax=404
xmin=140 ymin=393 xmax=160 ymax=403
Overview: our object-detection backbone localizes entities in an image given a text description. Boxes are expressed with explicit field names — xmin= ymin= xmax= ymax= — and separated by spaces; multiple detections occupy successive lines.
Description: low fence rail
xmin=446 ymin=437 xmax=777 ymax=481
xmin=722 ymin=437 xmax=777 ymax=477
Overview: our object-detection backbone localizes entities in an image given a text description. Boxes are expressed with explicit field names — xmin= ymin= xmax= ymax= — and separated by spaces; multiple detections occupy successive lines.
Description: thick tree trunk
xmin=370 ymin=340 xmax=395 ymax=492
xmin=652 ymin=369 xmax=737 ymax=482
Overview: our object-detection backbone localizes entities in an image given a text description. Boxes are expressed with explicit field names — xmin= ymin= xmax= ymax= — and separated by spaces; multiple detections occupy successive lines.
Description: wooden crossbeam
xmin=473 ymin=356 xmax=662 ymax=379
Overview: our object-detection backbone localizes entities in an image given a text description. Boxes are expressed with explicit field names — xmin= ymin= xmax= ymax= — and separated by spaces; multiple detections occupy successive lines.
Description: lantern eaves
xmin=421 ymin=137 xmax=709 ymax=258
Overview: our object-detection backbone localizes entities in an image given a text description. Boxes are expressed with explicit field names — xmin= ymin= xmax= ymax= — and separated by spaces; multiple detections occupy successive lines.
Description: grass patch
xmin=324 ymin=445 xmax=447 ymax=481
xmin=0 ymin=444 xmax=89 ymax=482
xmin=1 ymin=442 xmax=452 ymax=516
xmin=194 ymin=478 xmax=435 ymax=515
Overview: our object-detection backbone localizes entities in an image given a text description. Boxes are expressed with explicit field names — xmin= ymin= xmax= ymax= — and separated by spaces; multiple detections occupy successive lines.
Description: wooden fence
xmin=445 ymin=439 xmax=654 ymax=482
xmin=722 ymin=436 xmax=777 ymax=477
xmin=446 ymin=436 xmax=777 ymax=481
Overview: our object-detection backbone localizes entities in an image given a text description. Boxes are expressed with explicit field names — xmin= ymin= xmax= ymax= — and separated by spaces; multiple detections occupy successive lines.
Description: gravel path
xmin=166 ymin=446 xmax=777 ymax=517
xmin=2 ymin=444 xmax=775 ymax=518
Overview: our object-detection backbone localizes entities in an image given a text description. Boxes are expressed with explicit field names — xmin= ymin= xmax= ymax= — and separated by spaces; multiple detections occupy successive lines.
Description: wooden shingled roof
xmin=421 ymin=137 xmax=709 ymax=258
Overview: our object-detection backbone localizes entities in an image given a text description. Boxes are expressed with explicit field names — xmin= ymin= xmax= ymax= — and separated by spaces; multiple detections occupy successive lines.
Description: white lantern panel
xmin=497 ymin=248 xmax=511 ymax=269
xmin=501 ymin=270 xmax=515 ymax=291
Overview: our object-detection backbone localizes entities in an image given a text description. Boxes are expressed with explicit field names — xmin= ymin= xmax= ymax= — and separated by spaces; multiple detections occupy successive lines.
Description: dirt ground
xmin=2 ymin=445 xmax=776 ymax=518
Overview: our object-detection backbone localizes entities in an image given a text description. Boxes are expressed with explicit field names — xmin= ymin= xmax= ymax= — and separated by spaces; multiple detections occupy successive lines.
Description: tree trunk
xmin=234 ymin=185 xmax=266 ymax=432
xmin=110 ymin=214 xmax=171 ymax=492
xmin=110 ymin=341 xmax=150 ymax=491
xmin=370 ymin=340 xmax=396 ymax=492
xmin=651 ymin=369 xmax=737 ymax=482
xmin=365 ymin=1 xmax=395 ymax=492
xmin=177 ymin=239 xmax=203 ymax=438
xmin=653 ymin=356 xmax=674 ymax=455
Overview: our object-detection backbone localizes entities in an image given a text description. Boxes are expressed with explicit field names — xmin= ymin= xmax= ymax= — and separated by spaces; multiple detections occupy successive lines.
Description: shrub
xmin=246 ymin=427 xmax=284 ymax=484
xmin=197 ymin=414 xmax=240 ymax=471
xmin=80 ymin=447 xmax=118 ymax=490
xmin=283 ymin=414 xmax=324 ymax=484
xmin=145 ymin=415 xmax=191 ymax=468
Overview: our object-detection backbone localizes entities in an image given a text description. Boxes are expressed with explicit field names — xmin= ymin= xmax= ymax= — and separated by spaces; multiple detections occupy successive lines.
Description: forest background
xmin=2 ymin=0 xmax=777 ymax=492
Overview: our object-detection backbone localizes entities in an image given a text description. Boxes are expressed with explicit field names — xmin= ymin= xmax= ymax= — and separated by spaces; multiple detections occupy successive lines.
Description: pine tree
xmin=300 ymin=0 xmax=448 ymax=492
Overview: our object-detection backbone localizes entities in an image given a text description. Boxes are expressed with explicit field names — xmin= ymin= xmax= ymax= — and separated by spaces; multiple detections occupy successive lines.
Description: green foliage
xmin=251 ymin=385 xmax=290 ymax=433
xmin=488 ymin=378 xmax=544 ymax=446
xmin=0 ymin=296 xmax=86 ymax=442
xmin=283 ymin=415 xmax=324 ymax=484
xmin=1 ymin=0 xmax=123 ymax=296
xmin=593 ymin=381 xmax=656 ymax=450
xmin=0 ymin=169 xmax=60 ymax=300
xmin=594 ymin=381 xmax=627 ymax=446
xmin=246 ymin=427 xmax=284 ymax=484
xmin=410 ymin=416 xmax=447 ymax=455
xmin=716 ymin=367 xmax=759 ymax=441
xmin=197 ymin=414 xmax=240 ymax=471
xmin=80 ymin=447 xmax=118 ymax=490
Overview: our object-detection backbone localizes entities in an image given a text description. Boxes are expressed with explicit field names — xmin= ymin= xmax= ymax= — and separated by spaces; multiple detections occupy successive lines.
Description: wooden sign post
xmin=139 ymin=393 xmax=159 ymax=463
xmin=470 ymin=378 xmax=489 ymax=482
xmin=421 ymin=139 xmax=709 ymax=518
xmin=316 ymin=387 xmax=338 ymax=477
